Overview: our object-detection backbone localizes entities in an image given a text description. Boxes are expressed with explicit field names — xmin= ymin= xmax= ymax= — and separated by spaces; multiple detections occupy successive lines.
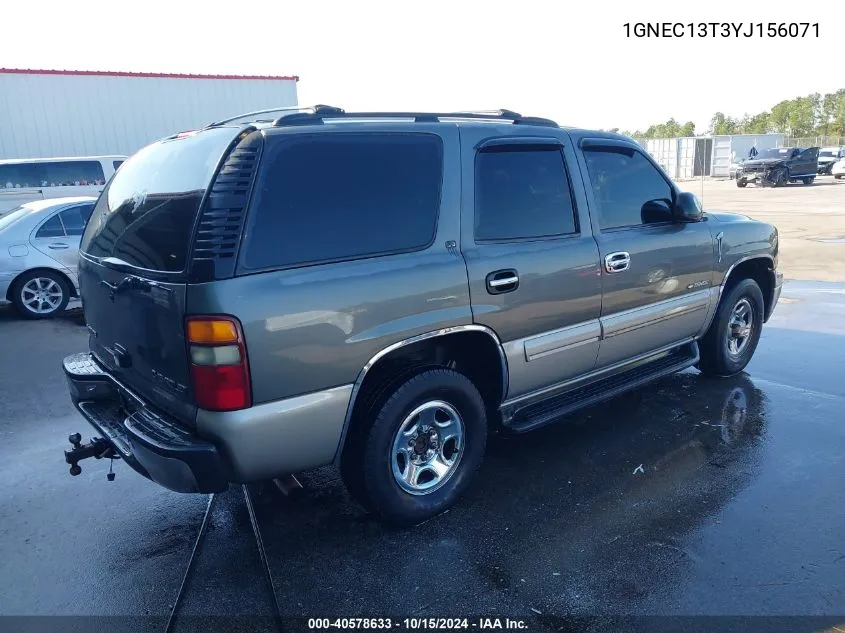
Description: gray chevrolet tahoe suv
xmin=62 ymin=106 xmax=783 ymax=526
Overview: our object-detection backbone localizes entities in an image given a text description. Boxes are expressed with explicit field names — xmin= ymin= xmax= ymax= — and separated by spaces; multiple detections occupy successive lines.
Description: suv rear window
xmin=81 ymin=127 xmax=238 ymax=272
xmin=241 ymin=133 xmax=442 ymax=271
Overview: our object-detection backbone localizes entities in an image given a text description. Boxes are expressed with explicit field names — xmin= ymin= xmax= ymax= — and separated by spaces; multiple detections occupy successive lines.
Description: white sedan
xmin=0 ymin=196 xmax=96 ymax=318
xmin=833 ymin=158 xmax=845 ymax=180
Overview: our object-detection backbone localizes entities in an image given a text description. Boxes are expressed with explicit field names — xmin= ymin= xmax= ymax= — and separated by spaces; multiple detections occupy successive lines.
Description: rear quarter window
xmin=240 ymin=133 xmax=443 ymax=271
xmin=36 ymin=215 xmax=66 ymax=238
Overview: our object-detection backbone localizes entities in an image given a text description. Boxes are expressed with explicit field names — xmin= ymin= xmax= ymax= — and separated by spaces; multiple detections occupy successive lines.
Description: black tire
xmin=11 ymin=270 xmax=70 ymax=319
xmin=736 ymin=179 xmax=747 ymax=188
xmin=802 ymin=177 xmax=814 ymax=185
xmin=698 ymin=278 xmax=764 ymax=377
xmin=341 ymin=368 xmax=487 ymax=526
xmin=836 ymin=175 xmax=843 ymax=180
xmin=773 ymin=168 xmax=789 ymax=187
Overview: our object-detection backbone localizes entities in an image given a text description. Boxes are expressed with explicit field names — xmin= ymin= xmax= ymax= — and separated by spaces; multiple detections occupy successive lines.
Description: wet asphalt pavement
xmin=0 ymin=281 xmax=843 ymax=633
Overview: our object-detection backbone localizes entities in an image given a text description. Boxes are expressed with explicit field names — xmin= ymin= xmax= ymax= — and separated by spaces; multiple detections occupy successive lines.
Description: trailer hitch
xmin=65 ymin=433 xmax=121 ymax=480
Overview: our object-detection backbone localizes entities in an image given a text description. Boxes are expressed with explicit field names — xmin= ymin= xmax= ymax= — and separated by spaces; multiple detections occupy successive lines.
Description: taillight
xmin=186 ymin=315 xmax=251 ymax=411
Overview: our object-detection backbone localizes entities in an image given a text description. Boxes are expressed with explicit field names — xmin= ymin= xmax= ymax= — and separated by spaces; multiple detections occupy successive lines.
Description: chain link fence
xmin=784 ymin=136 xmax=845 ymax=147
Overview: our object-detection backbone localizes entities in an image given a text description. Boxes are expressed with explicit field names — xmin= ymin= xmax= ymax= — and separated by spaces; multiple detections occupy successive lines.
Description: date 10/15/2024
xmin=624 ymin=22 xmax=819 ymax=38
xmin=308 ymin=618 xmax=529 ymax=630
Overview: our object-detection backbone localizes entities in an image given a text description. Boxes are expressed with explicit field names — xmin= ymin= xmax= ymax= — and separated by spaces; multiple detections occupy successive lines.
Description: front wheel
xmin=698 ymin=279 xmax=764 ymax=377
xmin=736 ymin=179 xmax=747 ymax=188
xmin=773 ymin=168 xmax=789 ymax=187
xmin=342 ymin=368 xmax=487 ymax=526
xmin=802 ymin=177 xmax=815 ymax=185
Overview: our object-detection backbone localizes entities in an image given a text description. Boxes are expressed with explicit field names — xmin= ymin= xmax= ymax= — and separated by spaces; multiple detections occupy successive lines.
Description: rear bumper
xmin=63 ymin=352 xmax=355 ymax=489
xmin=63 ymin=353 xmax=228 ymax=493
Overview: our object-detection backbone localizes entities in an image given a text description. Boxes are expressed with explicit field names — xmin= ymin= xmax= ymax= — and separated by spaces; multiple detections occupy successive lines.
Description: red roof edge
xmin=0 ymin=68 xmax=299 ymax=82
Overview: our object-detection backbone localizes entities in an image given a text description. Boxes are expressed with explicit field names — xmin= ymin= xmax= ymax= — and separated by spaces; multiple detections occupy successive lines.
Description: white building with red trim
xmin=0 ymin=68 xmax=299 ymax=159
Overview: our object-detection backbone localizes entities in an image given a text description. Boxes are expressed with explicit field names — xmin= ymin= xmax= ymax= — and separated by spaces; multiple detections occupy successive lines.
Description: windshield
xmin=756 ymin=148 xmax=791 ymax=159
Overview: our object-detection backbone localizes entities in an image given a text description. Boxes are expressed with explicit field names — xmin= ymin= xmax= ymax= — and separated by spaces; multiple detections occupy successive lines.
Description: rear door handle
xmin=604 ymin=251 xmax=631 ymax=273
xmin=486 ymin=269 xmax=519 ymax=294
xmin=48 ymin=243 xmax=70 ymax=250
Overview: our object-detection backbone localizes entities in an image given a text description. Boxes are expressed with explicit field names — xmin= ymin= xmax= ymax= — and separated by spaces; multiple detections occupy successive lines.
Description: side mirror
xmin=641 ymin=198 xmax=674 ymax=224
xmin=673 ymin=191 xmax=703 ymax=222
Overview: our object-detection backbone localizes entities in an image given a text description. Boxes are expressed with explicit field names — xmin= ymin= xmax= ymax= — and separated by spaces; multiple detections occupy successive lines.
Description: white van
xmin=0 ymin=155 xmax=127 ymax=215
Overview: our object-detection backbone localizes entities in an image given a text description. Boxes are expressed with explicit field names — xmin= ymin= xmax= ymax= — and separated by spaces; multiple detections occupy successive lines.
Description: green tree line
xmin=622 ymin=89 xmax=845 ymax=139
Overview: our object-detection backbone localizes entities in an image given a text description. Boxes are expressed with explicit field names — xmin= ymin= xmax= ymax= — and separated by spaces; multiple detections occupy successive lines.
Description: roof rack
xmin=270 ymin=108 xmax=559 ymax=128
xmin=205 ymin=105 xmax=343 ymax=127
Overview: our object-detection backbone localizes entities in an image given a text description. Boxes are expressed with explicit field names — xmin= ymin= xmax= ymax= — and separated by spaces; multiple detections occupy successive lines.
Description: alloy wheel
xmin=20 ymin=277 xmax=64 ymax=315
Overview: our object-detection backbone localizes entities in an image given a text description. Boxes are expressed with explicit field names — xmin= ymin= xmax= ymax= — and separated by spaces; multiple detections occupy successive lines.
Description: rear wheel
xmin=12 ymin=270 xmax=70 ymax=319
xmin=698 ymin=278 xmax=764 ymax=377
xmin=836 ymin=175 xmax=843 ymax=180
xmin=341 ymin=368 xmax=487 ymax=526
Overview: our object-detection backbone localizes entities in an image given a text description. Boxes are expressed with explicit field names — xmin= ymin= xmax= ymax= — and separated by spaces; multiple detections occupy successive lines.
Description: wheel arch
xmin=335 ymin=325 xmax=508 ymax=464
xmin=720 ymin=256 xmax=776 ymax=321
xmin=6 ymin=266 xmax=77 ymax=303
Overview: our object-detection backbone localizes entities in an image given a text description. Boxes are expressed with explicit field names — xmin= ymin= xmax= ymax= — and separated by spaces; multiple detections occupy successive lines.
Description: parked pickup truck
xmin=62 ymin=107 xmax=783 ymax=526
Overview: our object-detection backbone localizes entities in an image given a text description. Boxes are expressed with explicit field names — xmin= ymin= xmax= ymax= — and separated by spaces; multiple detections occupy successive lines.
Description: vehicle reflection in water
xmin=249 ymin=371 xmax=770 ymax=618
xmin=469 ymin=371 xmax=768 ymax=615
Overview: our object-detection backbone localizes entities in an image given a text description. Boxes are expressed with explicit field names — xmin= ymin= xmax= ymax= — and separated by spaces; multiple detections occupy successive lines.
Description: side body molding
xmin=333 ymin=324 xmax=509 ymax=462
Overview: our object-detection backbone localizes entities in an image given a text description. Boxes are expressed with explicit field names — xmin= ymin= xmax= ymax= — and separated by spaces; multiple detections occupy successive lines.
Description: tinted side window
xmin=583 ymin=148 xmax=674 ymax=230
xmin=242 ymin=133 xmax=442 ymax=270
xmin=39 ymin=161 xmax=106 ymax=187
xmin=475 ymin=146 xmax=577 ymax=241
xmin=36 ymin=215 xmax=66 ymax=238
xmin=0 ymin=163 xmax=40 ymax=189
xmin=60 ymin=204 xmax=94 ymax=236
xmin=113 ymin=160 xmax=124 ymax=171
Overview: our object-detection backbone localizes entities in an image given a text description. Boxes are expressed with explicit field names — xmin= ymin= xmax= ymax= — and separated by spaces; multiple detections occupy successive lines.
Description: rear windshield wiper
xmin=97 ymin=257 xmax=173 ymax=299
xmin=100 ymin=256 xmax=137 ymax=272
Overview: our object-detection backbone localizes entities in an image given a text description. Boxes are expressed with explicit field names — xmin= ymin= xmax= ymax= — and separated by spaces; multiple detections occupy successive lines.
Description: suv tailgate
xmin=78 ymin=126 xmax=245 ymax=425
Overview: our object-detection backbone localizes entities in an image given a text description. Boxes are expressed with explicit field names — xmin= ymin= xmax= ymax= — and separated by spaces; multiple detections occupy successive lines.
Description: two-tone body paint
xmin=182 ymin=124 xmax=779 ymax=482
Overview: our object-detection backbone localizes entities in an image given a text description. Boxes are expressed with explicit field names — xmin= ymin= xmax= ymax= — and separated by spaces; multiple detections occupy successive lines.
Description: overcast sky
xmin=2 ymin=0 xmax=841 ymax=133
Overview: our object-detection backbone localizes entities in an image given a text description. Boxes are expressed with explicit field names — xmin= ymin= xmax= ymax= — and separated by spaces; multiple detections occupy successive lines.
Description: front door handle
xmin=604 ymin=251 xmax=631 ymax=273
xmin=48 ymin=243 xmax=70 ymax=250
xmin=486 ymin=269 xmax=519 ymax=294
